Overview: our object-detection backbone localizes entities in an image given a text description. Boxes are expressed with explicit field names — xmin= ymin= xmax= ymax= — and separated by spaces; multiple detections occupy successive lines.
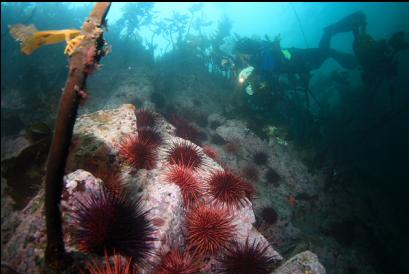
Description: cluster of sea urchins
xmin=163 ymin=140 xmax=208 ymax=209
xmin=159 ymin=125 xmax=262 ymax=264
xmin=118 ymin=109 xmax=162 ymax=170
xmin=75 ymin=109 xmax=274 ymax=272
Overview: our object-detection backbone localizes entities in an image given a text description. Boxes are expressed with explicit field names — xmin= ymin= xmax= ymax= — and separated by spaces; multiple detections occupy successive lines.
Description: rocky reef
xmin=1 ymin=104 xmax=325 ymax=273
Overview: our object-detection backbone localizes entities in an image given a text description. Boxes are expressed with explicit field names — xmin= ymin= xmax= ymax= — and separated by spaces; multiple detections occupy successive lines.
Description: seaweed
xmin=43 ymin=3 xmax=111 ymax=270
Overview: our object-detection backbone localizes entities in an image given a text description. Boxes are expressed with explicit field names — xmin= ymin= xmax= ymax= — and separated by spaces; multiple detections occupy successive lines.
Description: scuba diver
xmin=232 ymin=11 xmax=409 ymax=97
xmin=324 ymin=12 xmax=409 ymax=89
xmin=228 ymin=32 xmax=358 ymax=114
xmin=232 ymin=17 xmax=361 ymax=98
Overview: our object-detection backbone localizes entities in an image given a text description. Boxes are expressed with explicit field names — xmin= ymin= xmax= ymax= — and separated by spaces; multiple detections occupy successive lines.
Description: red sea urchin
xmin=224 ymin=141 xmax=241 ymax=155
xmin=202 ymin=145 xmax=218 ymax=161
xmin=118 ymin=134 xmax=158 ymax=170
xmin=217 ymin=238 xmax=277 ymax=274
xmin=206 ymin=170 xmax=255 ymax=210
xmin=186 ymin=206 xmax=235 ymax=257
xmin=70 ymin=188 xmax=155 ymax=266
xmin=154 ymin=249 xmax=202 ymax=274
xmin=241 ymin=165 xmax=260 ymax=182
xmin=93 ymin=166 xmax=126 ymax=197
xmin=166 ymin=165 xmax=205 ymax=209
xmin=136 ymin=109 xmax=158 ymax=129
xmin=86 ymin=252 xmax=137 ymax=274
xmin=165 ymin=140 xmax=205 ymax=169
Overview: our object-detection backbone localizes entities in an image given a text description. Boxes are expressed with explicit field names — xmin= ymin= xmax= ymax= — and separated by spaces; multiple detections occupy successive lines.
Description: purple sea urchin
xmin=137 ymin=128 xmax=162 ymax=147
xmin=265 ymin=168 xmax=281 ymax=186
xmin=167 ymin=114 xmax=203 ymax=145
xmin=217 ymin=238 xmax=277 ymax=274
xmin=261 ymin=206 xmax=278 ymax=225
xmin=136 ymin=109 xmax=158 ymax=129
xmin=70 ymin=188 xmax=155 ymax=265
xmin=253 ymin=151 xmax=268 ymax=166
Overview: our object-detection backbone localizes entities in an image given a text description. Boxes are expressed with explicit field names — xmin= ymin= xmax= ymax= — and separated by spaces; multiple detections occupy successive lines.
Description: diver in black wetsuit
xmin=233 ymin=11 xmax=408 ymax=94
xmin=232 ymin=15 xmax=361 ymax=96
xmin=322 ymin=11 xmax=409 ymax=89
xmin=229 ymin=29 xmax=358 ymax=114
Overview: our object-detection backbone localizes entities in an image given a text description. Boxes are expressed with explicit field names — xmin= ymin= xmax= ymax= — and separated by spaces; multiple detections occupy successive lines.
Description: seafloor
xmin=1 ymin=54 xmax=379 ymax=274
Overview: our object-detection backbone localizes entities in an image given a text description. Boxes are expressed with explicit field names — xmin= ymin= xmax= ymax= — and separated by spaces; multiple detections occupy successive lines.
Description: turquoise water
xmin=1 ymin=2 xmax=409 ymax=273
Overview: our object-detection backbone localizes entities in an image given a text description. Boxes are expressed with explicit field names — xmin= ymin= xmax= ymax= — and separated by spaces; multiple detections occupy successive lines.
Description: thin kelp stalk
xmin=44 ymin=2 xmax=111 ymax=270
xmin=290 ymin=3 xmax=309 ymax=48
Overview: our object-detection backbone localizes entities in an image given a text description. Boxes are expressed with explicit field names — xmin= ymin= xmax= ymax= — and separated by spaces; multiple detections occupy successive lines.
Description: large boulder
xmin=273 ymin=250 xmax=325 ymax=274
xmin=1 ymin=104 xmax=291 ymax=273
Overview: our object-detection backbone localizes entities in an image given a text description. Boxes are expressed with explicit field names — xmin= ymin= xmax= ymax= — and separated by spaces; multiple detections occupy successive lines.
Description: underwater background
xmin=1 ymin=2 xmax=409 ymax=274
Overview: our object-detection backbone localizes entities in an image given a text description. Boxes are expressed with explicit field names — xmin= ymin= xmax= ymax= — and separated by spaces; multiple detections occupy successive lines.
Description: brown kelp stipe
xmin=44 ymin=2 xmax=111 ymax=270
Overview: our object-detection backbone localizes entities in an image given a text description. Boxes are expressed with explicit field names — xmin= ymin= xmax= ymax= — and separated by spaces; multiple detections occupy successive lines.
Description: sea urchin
xmin=166 ymin=165 xmax=205 ymax=209
xmin=202 ymin=145 xmax=218 ymax=161
xmin=118 ymin=134 xmax=158 ymax=170
xmin=217 ymin=238 xmax=277 ymax=274
xmin=206 ymin=170 xmax=255 ymax=210
xmin=167 ymin=114 xmax=203 ymax=145
xmin=85 ymin=252 xmax=136 ymax=274
xmin=241 ymin=165 xmax=260 ymax=182
xmin=224 ymin=141 xmax=241 ymax=155
xmin=154 ymin=249 xmax=202 ymax=274
xmin=137 ymin=128 xmax=162 ymax=147
xmin=261 ymin=206 xmax=279 ymax=225
xmin=93 ymin=166 xmax=125 ymax=197
xmin=253 ymin=151 xmax=268 ymax=166
xmin=186 ymin=206 xmax=235 ymax=257
xmin=265 ymin=168 xmax=281 ymax=186
xmin=136 ymin=109 xmax=158 ymax=129
xmin=165 ymin=140 xmax=204 ymax=169
xmin=70 ymin=187 xmax=155 ymax=265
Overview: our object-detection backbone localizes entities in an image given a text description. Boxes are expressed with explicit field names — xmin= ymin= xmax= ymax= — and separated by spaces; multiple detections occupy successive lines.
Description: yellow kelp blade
xmin=9 ymin=24 xmax=81 ymax=55
xmin=64 ymin=35 xmax=85 ymax=56
xmin=9 ymin=24 xmax=38 ymax=55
